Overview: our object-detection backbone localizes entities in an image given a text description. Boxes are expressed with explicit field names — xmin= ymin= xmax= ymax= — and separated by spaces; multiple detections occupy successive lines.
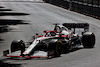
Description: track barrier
xmin=44 ymin=0 xmax=100 ymax=20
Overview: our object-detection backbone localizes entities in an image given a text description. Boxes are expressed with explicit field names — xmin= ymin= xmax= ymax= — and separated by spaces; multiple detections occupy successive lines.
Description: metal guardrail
xmin=43 ymin=0 xmax=100 ymax=20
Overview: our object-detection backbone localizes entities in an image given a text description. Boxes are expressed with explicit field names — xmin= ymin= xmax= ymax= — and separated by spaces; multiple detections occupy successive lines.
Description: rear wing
xmin=62 ymin=23 xmax=89 ymax=33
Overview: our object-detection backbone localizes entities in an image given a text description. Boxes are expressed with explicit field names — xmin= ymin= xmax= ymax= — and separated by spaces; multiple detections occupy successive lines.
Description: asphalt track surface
xmin=0 ymin=1 xmax=100 ymax=67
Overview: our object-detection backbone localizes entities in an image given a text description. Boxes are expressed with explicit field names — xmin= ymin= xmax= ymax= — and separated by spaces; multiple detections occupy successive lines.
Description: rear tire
xmin=82 ymin=32 xmax=95 ymax=48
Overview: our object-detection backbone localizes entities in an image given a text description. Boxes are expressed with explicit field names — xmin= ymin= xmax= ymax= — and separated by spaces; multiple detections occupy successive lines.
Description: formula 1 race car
xmin=3 ymin=23 xmax=95 ymax=59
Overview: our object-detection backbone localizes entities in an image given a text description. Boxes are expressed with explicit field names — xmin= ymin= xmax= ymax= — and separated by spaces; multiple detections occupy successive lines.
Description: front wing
xmin=3 ymin=50 xmax=48 ymax=59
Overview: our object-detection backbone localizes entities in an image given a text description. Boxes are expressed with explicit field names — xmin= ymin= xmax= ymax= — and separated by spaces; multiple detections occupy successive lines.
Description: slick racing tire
xmin=54 ymin=40 xmax=62 ymax=57
xmin=11 ymin=40 xmax=25 ymax=53
xmin=82 ymin=32 xmax=95 ymax=48
xmin=48 ymin=40 xmax=62 ymax=58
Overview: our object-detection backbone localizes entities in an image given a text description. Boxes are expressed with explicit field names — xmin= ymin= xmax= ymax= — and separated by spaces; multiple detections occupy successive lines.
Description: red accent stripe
xmin=31 ymin=56 xmax=47 ymax=58
xmin=4 ymin=55 xmax=47 ymax=58
xmin=24 ymin=56 xmax=31 ymax=58
xmin=4 ymin=55 xmax=22 ymax=58
xmin=39 ymin=35 xmax=43 ymax=37
xmin=5 ymin=55 xmax=14 ymax=57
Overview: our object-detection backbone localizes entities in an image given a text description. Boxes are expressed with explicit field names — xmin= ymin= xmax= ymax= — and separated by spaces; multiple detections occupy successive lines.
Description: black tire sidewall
xmin=82 ymin=33 xmax=95 ymax=48
xmin=54 ymin=41 xmax=62 ymax=57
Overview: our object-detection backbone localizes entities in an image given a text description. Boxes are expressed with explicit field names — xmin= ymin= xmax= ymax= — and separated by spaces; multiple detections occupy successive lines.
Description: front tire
xmin=54 ymin=40 xmax=62 ymax=57
xmin=11 ymin=40 xmax=25 ymax=53
xmin=48 ymin=40 xmax=62 ymax=58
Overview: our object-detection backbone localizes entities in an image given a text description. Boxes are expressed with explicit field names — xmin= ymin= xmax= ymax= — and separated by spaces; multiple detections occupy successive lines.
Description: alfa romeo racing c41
xmin=3 ymin=23 xmax=95 ymax=59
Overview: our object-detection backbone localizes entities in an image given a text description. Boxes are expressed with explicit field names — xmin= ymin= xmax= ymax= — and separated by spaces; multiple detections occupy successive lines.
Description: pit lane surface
xmin=0 ymin=1 xmax=100 ymax=67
